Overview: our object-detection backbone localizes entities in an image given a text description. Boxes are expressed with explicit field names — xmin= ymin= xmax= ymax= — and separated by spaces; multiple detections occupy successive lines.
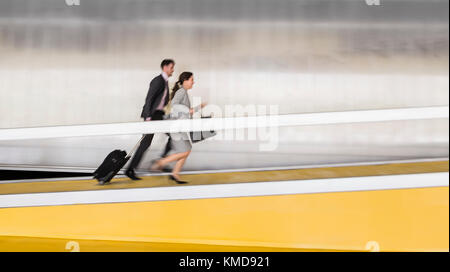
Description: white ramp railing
xmin=0 ymin=106 xmax=448 ymax=141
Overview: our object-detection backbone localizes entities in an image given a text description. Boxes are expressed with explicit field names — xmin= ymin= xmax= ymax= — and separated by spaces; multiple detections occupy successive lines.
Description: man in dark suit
xmin=125 ymin=59 xmax=175 ymax=180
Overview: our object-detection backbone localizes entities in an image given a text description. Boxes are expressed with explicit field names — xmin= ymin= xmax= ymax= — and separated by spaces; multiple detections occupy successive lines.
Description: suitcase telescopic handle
xmin=127 ymin=135 xmax=145 ymax=158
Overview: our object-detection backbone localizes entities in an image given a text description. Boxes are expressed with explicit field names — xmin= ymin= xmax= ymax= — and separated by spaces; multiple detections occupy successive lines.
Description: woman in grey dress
xmin=150 ymin=72 xmax=207 ymax=183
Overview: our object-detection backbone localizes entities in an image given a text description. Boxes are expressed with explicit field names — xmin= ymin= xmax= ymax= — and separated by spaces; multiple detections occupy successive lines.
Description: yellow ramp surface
xmin=0 ymin=161 xmax=448 ymax=252
xmin=0 ymin=160 xmax=447 ymax=195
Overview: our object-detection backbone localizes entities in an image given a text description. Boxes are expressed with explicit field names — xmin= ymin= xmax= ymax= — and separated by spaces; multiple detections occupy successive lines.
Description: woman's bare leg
xmin=153 ymin=151 xmax=189 ymax=170
xmin=172 ymin=152 xmax=190 ymax=178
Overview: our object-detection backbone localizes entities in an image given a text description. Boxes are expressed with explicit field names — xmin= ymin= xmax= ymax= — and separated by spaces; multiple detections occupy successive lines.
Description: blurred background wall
xmin=0 ymin=0 xmax=448 ymax=171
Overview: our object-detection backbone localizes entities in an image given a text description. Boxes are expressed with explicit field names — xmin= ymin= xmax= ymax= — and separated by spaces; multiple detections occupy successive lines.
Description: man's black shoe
xmin=125 ymin=169 xmax=141 ymax=181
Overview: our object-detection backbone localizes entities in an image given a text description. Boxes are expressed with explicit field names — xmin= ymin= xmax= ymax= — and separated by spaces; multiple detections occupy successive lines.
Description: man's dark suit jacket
xmin=140 ymin=74 xmax=169 ymax=119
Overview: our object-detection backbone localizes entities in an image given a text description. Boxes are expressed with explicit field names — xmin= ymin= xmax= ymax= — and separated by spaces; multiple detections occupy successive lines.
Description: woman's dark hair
xmin=171 ymin=72 xmax=193 ymax=100
xmin=160 ymin=59 xmax=175 ymax=69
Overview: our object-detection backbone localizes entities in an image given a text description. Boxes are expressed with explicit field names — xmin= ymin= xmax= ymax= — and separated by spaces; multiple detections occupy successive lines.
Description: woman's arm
xmin=190 ymin=102 xmax=208 ymax=114
xmin=171 ymin=89 xmax=185 ymax=105
xmin=170 ymin=90 xmax=190 ymax=119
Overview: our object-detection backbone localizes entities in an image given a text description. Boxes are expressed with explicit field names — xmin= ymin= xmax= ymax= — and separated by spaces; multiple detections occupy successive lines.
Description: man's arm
xmin=141 ymin=78 xmax=161 ymax=120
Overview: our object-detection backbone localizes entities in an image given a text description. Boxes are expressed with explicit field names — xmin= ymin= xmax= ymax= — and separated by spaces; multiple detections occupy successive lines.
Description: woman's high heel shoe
xmin=169 ymin=175 xmax=188 ymax=184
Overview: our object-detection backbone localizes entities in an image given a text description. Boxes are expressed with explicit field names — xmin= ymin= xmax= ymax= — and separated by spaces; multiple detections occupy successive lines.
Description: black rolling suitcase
xmin=93 ymin=136 xmax=144 ymax=185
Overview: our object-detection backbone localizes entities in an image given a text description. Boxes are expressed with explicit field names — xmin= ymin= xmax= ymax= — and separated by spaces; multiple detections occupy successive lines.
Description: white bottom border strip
xmin=0 ymin=172 xmax=448 ymax=208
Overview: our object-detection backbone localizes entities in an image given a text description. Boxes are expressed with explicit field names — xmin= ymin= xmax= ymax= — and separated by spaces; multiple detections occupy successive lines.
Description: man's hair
xmin=161 ymin=59 xmax=175 ymax=69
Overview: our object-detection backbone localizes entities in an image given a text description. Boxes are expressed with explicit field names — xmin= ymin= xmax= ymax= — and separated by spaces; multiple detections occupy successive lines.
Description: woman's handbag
xmin=190 ymin=116 xmax=217 ymax=144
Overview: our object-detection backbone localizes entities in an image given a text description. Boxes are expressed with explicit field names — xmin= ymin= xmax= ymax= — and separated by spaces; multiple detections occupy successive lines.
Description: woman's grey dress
xmin=167 ymin=88 xmax=201 ymax=154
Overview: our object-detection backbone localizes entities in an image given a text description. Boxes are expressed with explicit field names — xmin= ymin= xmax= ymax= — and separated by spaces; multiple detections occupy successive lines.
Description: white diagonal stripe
xmin=0 ymin=106 xmax=448 ymax=141
xmin=0 ymin=172 xmax=447 ymax=208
